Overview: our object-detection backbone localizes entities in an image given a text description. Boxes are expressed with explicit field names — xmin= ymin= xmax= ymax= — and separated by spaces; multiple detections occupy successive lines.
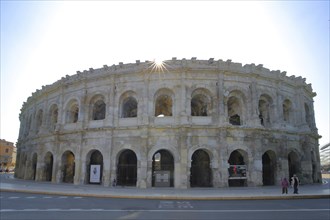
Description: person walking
xmin=281 ymin=177 xmax=289 ymax=194
xmin=291 ymin=174 xmax=299 ymax=194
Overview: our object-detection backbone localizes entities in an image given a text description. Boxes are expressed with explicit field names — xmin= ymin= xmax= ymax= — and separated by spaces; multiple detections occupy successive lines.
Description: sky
xmin=1 ymin=1 xmax=329 ymax=148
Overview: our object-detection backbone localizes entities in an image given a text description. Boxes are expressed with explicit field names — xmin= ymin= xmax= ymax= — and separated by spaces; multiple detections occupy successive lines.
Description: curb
xmin=1 ymin=187 xmax=329 ymax=201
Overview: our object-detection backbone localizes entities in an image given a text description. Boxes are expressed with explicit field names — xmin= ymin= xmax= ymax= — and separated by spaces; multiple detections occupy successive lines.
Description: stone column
xmin=141 ymin=73 xmax=150 ymax=125
xmin=278 ymin=157 xmax=289 ymax=184
xmin=218 ymin=131 xmax=229 ymax=187
xmin=137 ymin=131 xmax=148 ymax=188
xmin=102 ymin=132 xmax=112 ymax=187
xmin=249 ymin=81 xmax=261 ymax=127
xmin=217 ymin=72 xmax=226 ymax=125
xmin=248 ymin=151 xmax=263 ymax=186
xmin=35 ymin=160 xmax=44 ymax=181
xmin=211 ymin=158 xmax=220 ymax=187
xmin=73 ymin=153 xmax=81 ymax=185
xmin=51 ymin=155 xmax=57 ymax=183
xmin=137 ymin=160 xmax=148 ymax=188
xmin=146 ymin=159 xmax=153 ymax=188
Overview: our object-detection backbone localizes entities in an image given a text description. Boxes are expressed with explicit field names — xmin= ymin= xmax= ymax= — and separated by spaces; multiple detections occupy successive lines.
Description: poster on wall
xmin=90 ymin=165 xmax=101 ymax=183
xmin=228 ymin=165 xmax=247 ymax=179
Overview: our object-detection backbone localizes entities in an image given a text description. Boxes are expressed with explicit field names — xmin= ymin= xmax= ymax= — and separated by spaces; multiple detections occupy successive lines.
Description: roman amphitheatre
xmin=15 ymin=57 xmax=322 ymax=188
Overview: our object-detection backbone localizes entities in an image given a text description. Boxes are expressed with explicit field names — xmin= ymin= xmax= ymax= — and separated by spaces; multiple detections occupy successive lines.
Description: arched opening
xmin=152 ymin=150 xmax=174 ymax=187
xmin=262 ymin=151 xmax=276 ymax=185
xmin=228 ymin=150 xmax=247 ymax=187
xmin=122 ymin=97 xmax=138 ymax=118
xmin=227 ymin=96 xmax=241 ymax=125
xmin=191 ymin=94 xmax=209 ymax=116
xmin=86 ymin=150 xmax=103 ymax=184
xmin=61 ymin=151 xmax=75 ymax=183
xmin=31 ymin=153 xmax=37 ymax=180
xmin=155 ymin=95 xmax=172 ymax=117
xmin=117 ymin=150 xmax=137 ymax=186
xmin=44 ymin=152 xmax=53 ymax=182
xmin=282 ymin=99 xmax=292 ymax=123
xmin=190 ymin=149 xmax=212 ymax=187
xmin=288 ymin=151 xmax=300 ymax=180
xmin=92 ymin=100 xmax=106 ymax=120
xmin=66 ymin=101 xmax=79 ymax=123
xmin=304 ymin=103 xmax=312 ymax=128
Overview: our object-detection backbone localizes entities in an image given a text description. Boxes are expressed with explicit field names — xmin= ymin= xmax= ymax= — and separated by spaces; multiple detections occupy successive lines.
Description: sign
xmin=90 ymin=165 xmax=101 ymax=183
xmin=154 ymin=171 xmax=170 ymax=187
xmin=228 ymin=165 xmax=247 ymax=179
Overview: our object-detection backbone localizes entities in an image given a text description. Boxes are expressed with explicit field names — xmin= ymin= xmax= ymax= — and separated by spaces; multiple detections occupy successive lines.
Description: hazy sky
xmin=1 ymin=1 xmax=329 ymax=147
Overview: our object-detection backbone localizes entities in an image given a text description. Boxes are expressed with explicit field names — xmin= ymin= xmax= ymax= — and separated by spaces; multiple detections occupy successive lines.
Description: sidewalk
xmin=1 ymin=174 xmax=329 ymax=200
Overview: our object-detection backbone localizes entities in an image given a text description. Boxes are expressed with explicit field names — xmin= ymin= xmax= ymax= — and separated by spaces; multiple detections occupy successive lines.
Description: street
xmin=1 ymin=191 xmax=329 ymax=220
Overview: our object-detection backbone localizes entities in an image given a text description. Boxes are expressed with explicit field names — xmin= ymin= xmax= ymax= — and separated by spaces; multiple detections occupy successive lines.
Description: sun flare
xmin=146 ymin=57 xmax=170 ymax=74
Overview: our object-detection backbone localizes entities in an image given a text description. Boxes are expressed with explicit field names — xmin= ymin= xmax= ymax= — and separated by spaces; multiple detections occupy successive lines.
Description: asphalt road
xmin=1 ymin=191 xmax=329 ymax=220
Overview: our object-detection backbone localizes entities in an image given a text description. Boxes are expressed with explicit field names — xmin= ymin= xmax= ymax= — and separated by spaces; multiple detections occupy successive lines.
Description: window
xmin=227 ymin=96 xmax=241 ymax=125
xmin=191 ymin=94 xmax=209 ymax=116
xmin=121 ymin=97 xmax=137 ymax=118
xmin=155 ymin=94 xmax=172 ymax=117
xmin=92 ymin=100 xmax=106 ymax=120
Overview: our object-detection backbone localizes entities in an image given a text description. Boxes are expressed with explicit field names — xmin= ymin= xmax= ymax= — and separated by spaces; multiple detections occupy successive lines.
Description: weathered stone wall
xmin=15 ymin=58 xmax=322 ymax=188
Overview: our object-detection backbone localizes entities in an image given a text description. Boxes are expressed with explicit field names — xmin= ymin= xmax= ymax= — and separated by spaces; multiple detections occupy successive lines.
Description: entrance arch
xmin=190 ymin=149 xmax=212 ymax=187
xmin=152 ymin=150 xmax=174 ymax=187
xmin=61 ymin=151 xmax=75 ymax=183
xmin=228 ymin=149 xmax=247 ymax=187
xmin=262 ymin=150 xmax=276 ymax=185
xmin=117 ymin=150 xmax=137 ymax=186
xmin=86 ymin=150 xmax=103 ymax=184
xmin=288 ymin=151 xmax=300 ymax=179
xmin=44 ymin=152 xmax=53 ymax=181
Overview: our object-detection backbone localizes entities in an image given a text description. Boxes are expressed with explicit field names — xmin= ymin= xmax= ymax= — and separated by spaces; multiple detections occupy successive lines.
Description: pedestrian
xmin=291 ymin=174 xmax=299 ymax=194
xmin=281 ymin=177 xmax=289 ymax=194
xmin=112 ymin=178 xmax=117 ymax=187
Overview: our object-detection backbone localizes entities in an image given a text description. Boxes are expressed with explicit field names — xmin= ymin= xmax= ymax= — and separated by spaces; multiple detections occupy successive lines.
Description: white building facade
xmin=15 ymin=58 xmax=322 ymax=188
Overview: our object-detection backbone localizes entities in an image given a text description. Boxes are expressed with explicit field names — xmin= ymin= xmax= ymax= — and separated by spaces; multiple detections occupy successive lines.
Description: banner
xmin=90 ymin=165 xmax=101 ymax=183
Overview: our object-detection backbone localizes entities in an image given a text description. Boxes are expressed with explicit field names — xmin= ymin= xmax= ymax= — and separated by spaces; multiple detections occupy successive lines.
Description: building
xmin=320 ymin=143 xmax=330 ymax=171
xmin=0 ymin=139 xmax=16 ymax=170
xmin=15 ymin=58 xmax=322 ymax=188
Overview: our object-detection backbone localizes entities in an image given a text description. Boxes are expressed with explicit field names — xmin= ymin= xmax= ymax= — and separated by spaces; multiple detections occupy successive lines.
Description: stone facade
xmin=15 ymin=58 xmax=322 ymax=188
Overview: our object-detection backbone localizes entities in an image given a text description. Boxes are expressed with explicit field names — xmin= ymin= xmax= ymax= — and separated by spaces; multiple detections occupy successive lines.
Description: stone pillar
xmin=137 ymin=134 xmax=148 ymax=188
xmin=279 ymin=157 xmax=288 ymax=180
xmin=218 ymin=131 xmax=229 ymax=187
xmin=102 ymin=133 xmax=112 ymax=187
xmin=217 ymin=72 xmax=226 ymax=125
xmin=103 ymin=160 xmax=111 ymax=187
xmin=248 ymin=153 xmax=263 ymax=186
xmin=74 ymin=154 xmax=80 ymax=185
xmin=23 ymin=158 xmax=31 ymax=180
xmin=137 ymin=160 xmax=147 ymax=188
xmin=51 ymin=155 xmax=57 ymax=183
xmin=211 ymin=158 xmax=221 ymax=187
xmin=79 ymin=155 xmax=87 ymax=185
xmin=174 ymin=162 xmax=183 ymax=188
xmin=249 ymin=81 xmax=261 ymax=127
xmin=35 ymin=160 xmax=44 ymax=181
xmin=146 ymin=159 xmax=153 ymax=188
xmin=178 ymin=150 xmax=188 ymax=189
